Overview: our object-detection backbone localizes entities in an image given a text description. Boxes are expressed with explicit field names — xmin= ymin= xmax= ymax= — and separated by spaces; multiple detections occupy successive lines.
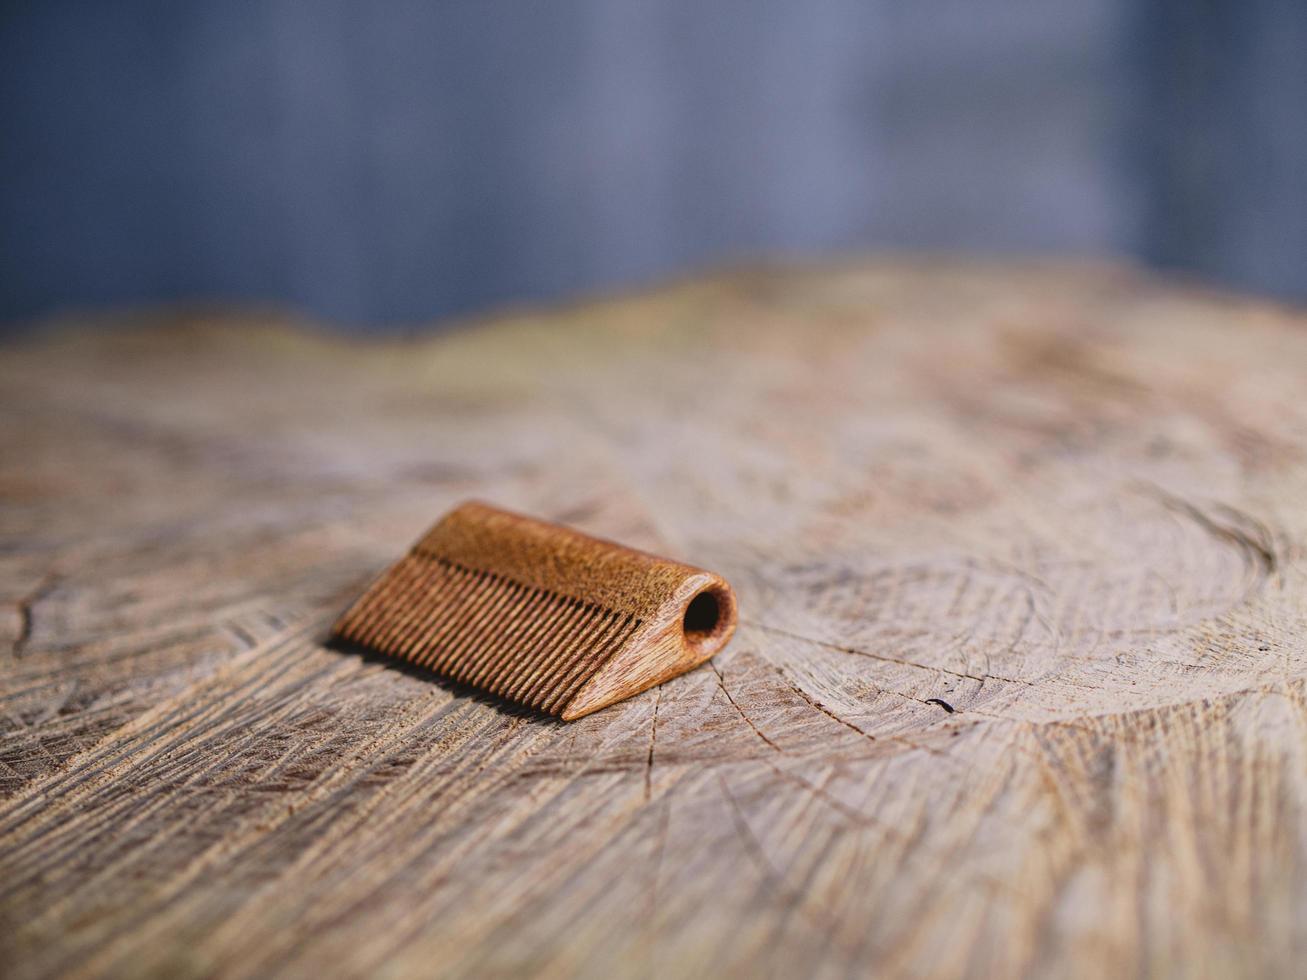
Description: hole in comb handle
xmin=330 ymin=500 xmax=738 ymax=720
xmin=682 ymin=585 xmax=734 ymax=657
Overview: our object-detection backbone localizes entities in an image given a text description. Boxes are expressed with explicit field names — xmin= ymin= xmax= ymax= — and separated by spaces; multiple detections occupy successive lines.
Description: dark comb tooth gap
xmin=417 ymin=568 xmax=500 ymax=673
xmin=483 ymin=597 xmax=578 ymax=696
xmin=531 ymin=612 xmax=622 ymax=711
xmin=445 ymin=574 xmax=524 ymax=681
xmin=490 ymin=596 xmax=585 ymax=698
xmin=484 ymin=586 xmax=552 ymax=661
xmin=492 ymin=586 xmax=551 ymax=657
xmin=434 ymin=571 xmax=504 ymax=666
xmin=458 ymin=576 xmax=528 ymax=673
xmin=536 ymin=611 xmax=633 ymax=712
xmin=535 ymin=616 xmax=627 ymax=710
xmin=373 ymin=564 xmax=460 ymax=655
xmin=438 ymin=571 xmax=517 ymax=674
xmin=509 ymin=595 xmax=586 ymax=692
xmin=417 ymin=564 xmax=492 ymax=649
xmin=498 ymin=600 xmax=600 ymax=702
xmin=472 ymin=586 xmax=556 ymax=690
xmin=438 ymin=571 xmax=519 ymax=676
xmin=385 ymin=560 xmax=469 ymax=660
xmin=490 ymin=588 xmax=569 ymax=680
xmin=547 ymin=616 xmax=642 ymax=714
xmin=494 ymin=592 xmax=576 ymax=689
xmin=400 ymin=564 xmax=481 ymax=669
xmin=335 ymin=564 xmax=398 ymax=640
xmin=360 ymin=564 xmax=430 ymax=650
xmin=464 ymin=585 xmax=553 ymax=690
xmin=543 ymin=614 xmax=642 ymax=714
xmin=348 ymin=557 xmax=426 ymax=646
xmin=373 ymin=557 xmax=460 ymax=653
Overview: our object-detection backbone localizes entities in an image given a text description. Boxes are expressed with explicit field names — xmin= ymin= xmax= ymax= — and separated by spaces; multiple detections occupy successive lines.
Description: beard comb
xmin=331 ymin=501 xmax=738 ymax=720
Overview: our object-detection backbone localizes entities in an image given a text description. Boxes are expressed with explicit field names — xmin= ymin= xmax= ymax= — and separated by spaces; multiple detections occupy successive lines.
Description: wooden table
xmin=3 ymin=262 xmax=1305 ymax=978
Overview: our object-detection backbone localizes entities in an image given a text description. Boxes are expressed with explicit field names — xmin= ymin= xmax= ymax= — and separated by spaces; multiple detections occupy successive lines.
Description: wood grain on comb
xmin=331 ymin=501 xmax=737 ymax=719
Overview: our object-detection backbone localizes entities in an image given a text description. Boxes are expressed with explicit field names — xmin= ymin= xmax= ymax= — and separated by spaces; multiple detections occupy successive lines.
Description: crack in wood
xmin=643 ymin=687 xmax=661 ymax=802
xmin=745 ymin=620 xmax=1039 ymax=689
xmin=710 ymin=660 xmax=786 ymax=755
xmin=10 ymin=574 xmax=61 ymax=658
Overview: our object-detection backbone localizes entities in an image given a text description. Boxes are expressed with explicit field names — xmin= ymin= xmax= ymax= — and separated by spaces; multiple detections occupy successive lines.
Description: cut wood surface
xmin=2 ymin=261 xmax=1306 ymax=979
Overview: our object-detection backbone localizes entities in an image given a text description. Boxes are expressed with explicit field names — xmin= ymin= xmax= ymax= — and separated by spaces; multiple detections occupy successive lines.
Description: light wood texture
xmin=331 ymin=500 xmax=737 ymax=719
xmin=2 ymin=261 xmax=1306 ymax=979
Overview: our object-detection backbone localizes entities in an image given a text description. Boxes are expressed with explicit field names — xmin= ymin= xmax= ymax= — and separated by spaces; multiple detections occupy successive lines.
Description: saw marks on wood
xmin=1 ymin=261 xmax=1306 ymax=978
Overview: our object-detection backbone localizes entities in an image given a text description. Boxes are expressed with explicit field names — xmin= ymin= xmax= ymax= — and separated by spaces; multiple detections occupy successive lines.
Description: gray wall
xmin=1143 ymin=0 xmax=1307 ymax=298
xmin=0 ymin=1 xmax=1302 ymax=330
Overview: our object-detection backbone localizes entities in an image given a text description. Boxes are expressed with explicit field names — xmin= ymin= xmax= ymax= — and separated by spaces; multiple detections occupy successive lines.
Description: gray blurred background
xmin=1 ymin=0 xmax=1304 ymax=332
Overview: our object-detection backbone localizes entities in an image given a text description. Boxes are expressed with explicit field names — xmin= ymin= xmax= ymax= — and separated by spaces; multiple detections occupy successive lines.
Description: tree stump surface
xmin=2 ymin=261 xmax=1305 ymax=978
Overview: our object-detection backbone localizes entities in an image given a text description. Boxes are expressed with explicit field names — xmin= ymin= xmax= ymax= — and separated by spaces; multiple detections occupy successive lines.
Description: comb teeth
xmin=334 ymin=555 xmax=642 ymax=712
xmin=331 ymin=501 xmax=737 ymax=719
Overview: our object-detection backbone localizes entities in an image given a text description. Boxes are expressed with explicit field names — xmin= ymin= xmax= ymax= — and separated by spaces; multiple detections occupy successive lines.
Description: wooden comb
xmin=332 ymin=501 xmax=737 ymax=719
